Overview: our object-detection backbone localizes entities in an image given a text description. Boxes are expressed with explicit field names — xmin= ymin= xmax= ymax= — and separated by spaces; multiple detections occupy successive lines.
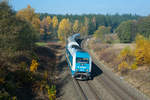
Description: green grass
xmin=112 ymin=39 xmax=120 ymax=44
xmin=35 ymin=42 xmax=48 ymax=46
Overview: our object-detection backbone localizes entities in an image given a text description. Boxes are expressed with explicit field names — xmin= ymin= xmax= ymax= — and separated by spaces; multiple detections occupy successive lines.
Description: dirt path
xmin=46 ymin=41 xmax=80 ymax=100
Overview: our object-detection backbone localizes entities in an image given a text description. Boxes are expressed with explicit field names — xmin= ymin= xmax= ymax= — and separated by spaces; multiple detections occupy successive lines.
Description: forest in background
xmin=39 ymin=13 xmax=141 ymax=33
xmin=39 ymin=13 xmax=141 ymax=41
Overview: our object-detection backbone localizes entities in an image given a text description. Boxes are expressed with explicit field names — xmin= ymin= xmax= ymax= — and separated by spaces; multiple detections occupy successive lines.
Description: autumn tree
xmin=135 ymin=34 xmax=150 ymax=65
xmin=32 ymin=17 xmax=41 ymax=32
xmin=46 ymin=16 xmax=52 ymax=34
xmin=40 ymin=17 xmax=46 ymax=35
xmin=73 ymin=20 xmax=80 ymax=33
xmin=0 ymin=2 xmax=38 ymax=51
xmin=40 ymin=16 xmax=52 ymax=41
xmin=94 ymin=26 xmax=111 ymax=41
xmin=57 ymin=18 xmax=71 ymax=41
xmin=118 ymin=46 xmax=133 ymax=62
xmin=52 ymin=16 xmax=58 ymax=29
xmin=52 ymin=16 xmax=58 ymax=38
xmin=16 ymin=5 xmax=40 ymax=32
xmin=39 ymin=13 xmax=140 ymax=35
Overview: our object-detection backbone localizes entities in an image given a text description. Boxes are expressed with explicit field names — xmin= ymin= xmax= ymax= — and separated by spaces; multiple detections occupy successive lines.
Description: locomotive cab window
xmin=76 ymin=58 xmax=89 ymax=64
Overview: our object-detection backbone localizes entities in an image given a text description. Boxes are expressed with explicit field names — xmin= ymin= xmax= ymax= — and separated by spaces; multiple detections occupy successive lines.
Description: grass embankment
xmin=0 ymin=2 xmax=57 ymax=100
xmin=0 ymin=44 xmax=57 ymax=100
xmin=89 ymin=37 xmax=150 ymax=98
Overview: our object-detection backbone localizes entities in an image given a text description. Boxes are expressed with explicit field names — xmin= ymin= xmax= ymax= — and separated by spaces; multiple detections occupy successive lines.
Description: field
xmin=88 ymin=38 xmax=150 ymax=97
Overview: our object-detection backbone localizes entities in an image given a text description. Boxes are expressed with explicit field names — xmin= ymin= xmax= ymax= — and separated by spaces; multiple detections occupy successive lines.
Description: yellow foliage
xmin=57 ymin=18 xmax=71 ymax=41
xmin=135 ymin=47 xmax=145 ymax=65
xmin=16 ymin=5 xmax=40 ymax=31
xmin=135 ymin=34 xmax=145 ymax=48
xmin=52 ymin=16 xmax=58 ymax=29
xmin=135 ymin=34 xmax=150 ymax=65
xmin=94 ymin=26 xmax=110 ymax=41
xmin=118 ymin=61 xmax=129 ymax=71
xmin=47 ymin=32 xmax=51 ymax=35
xmin=32 ymin=17 xmax=41 ymax=31
xmin=30 ymin=59 xmax=39 ymax=72
xmin=46 ymin=16 xmax=51 ymax=25
xmin=118 ymin=46 xmax=132 ymax=61
xmin=73 ymin=20 xmax=80 ymax=33
xmin=46 ymin=85 xmax=56 ymax=100
xmin=40 ymin=29 xmax=44 ymax=35
xmin=130 ymin=62 xmax=137 ymax=70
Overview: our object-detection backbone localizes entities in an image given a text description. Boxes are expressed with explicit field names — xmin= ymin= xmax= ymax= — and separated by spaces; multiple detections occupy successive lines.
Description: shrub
xmin=46 ymin=85 xmax=56 ymax=100
xmin=135 ymin=34 xmax=150 ymax=65
xmin=30 ymin=59 xmax=39 ymax=72
xmin=130 ymin=62 xmax=138 ymax=70
xmin=118 ymin=46 xmax=133 ymax=62
xmin=118 ymin=61 xmax=129 ymax=75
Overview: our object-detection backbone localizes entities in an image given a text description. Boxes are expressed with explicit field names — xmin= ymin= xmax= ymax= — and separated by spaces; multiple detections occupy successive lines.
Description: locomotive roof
xmin=71 ymin=45 xmax=81 ymax=49
xmin=67 ymin=44 xmax=86 ymax=55
xmin=67 ymin=33 xmax=87 ymax=55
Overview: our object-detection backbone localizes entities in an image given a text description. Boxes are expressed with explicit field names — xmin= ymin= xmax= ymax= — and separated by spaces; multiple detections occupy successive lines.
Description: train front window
xmin=76 ymin=57 xmax=89 ymax=64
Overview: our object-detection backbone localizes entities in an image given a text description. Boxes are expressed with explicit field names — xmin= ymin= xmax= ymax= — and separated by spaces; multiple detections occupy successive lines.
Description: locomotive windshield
xmin=76 ymin=57 xmax=89 ymax=64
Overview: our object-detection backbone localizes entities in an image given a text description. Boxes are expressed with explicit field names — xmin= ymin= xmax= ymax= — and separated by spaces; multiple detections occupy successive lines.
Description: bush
xmin=135 ymin=34 xmax=150 ymax=65
xmin=118 ymin=61 xmax=129 ymax=75
xmin=118 ymin=46 xmax=133 ymax=62
xmin=30 ymin=59 xmax=39 ymax=72
xmin=130 ymin=62 xmax=137 ymax=70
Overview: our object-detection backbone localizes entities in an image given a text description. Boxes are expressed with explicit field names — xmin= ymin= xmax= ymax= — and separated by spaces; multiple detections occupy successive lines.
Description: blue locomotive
xmin=65 ymin=33 xmax=92 ymax=80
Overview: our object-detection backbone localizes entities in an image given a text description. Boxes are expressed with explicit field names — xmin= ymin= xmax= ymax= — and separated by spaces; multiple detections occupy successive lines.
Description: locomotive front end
xmin=74 ymin=51 xmax=92 ymax=80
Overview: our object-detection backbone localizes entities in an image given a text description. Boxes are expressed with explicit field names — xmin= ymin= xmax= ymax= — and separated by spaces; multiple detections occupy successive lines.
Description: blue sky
xmin=10 ymin=0 xmax=150 ymax=16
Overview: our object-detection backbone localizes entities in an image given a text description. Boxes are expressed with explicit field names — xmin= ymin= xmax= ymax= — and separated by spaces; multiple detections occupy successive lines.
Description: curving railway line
xmin=70 ymin=36 xmax=149 ymax=100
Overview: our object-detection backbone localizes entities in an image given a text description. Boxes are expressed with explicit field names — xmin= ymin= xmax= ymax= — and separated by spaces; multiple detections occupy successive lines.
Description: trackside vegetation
xmin=0 ymin=2 xmax=56 ymax=100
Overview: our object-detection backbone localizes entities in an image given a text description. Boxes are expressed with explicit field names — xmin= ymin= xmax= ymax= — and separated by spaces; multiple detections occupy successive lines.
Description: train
xmin=65 ymin=33 xmax=92 ymax=80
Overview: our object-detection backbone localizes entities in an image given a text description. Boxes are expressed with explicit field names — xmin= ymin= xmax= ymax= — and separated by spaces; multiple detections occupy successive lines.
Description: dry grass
xmin=89 ymin=38 xmax=150 ymax=98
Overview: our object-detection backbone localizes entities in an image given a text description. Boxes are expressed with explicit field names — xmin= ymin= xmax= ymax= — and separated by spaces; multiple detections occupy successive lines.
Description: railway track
xmin=72 ymin=78 xmax=101 ymax=100
xmin=81 ymin=37 xmax=149 ymax=100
